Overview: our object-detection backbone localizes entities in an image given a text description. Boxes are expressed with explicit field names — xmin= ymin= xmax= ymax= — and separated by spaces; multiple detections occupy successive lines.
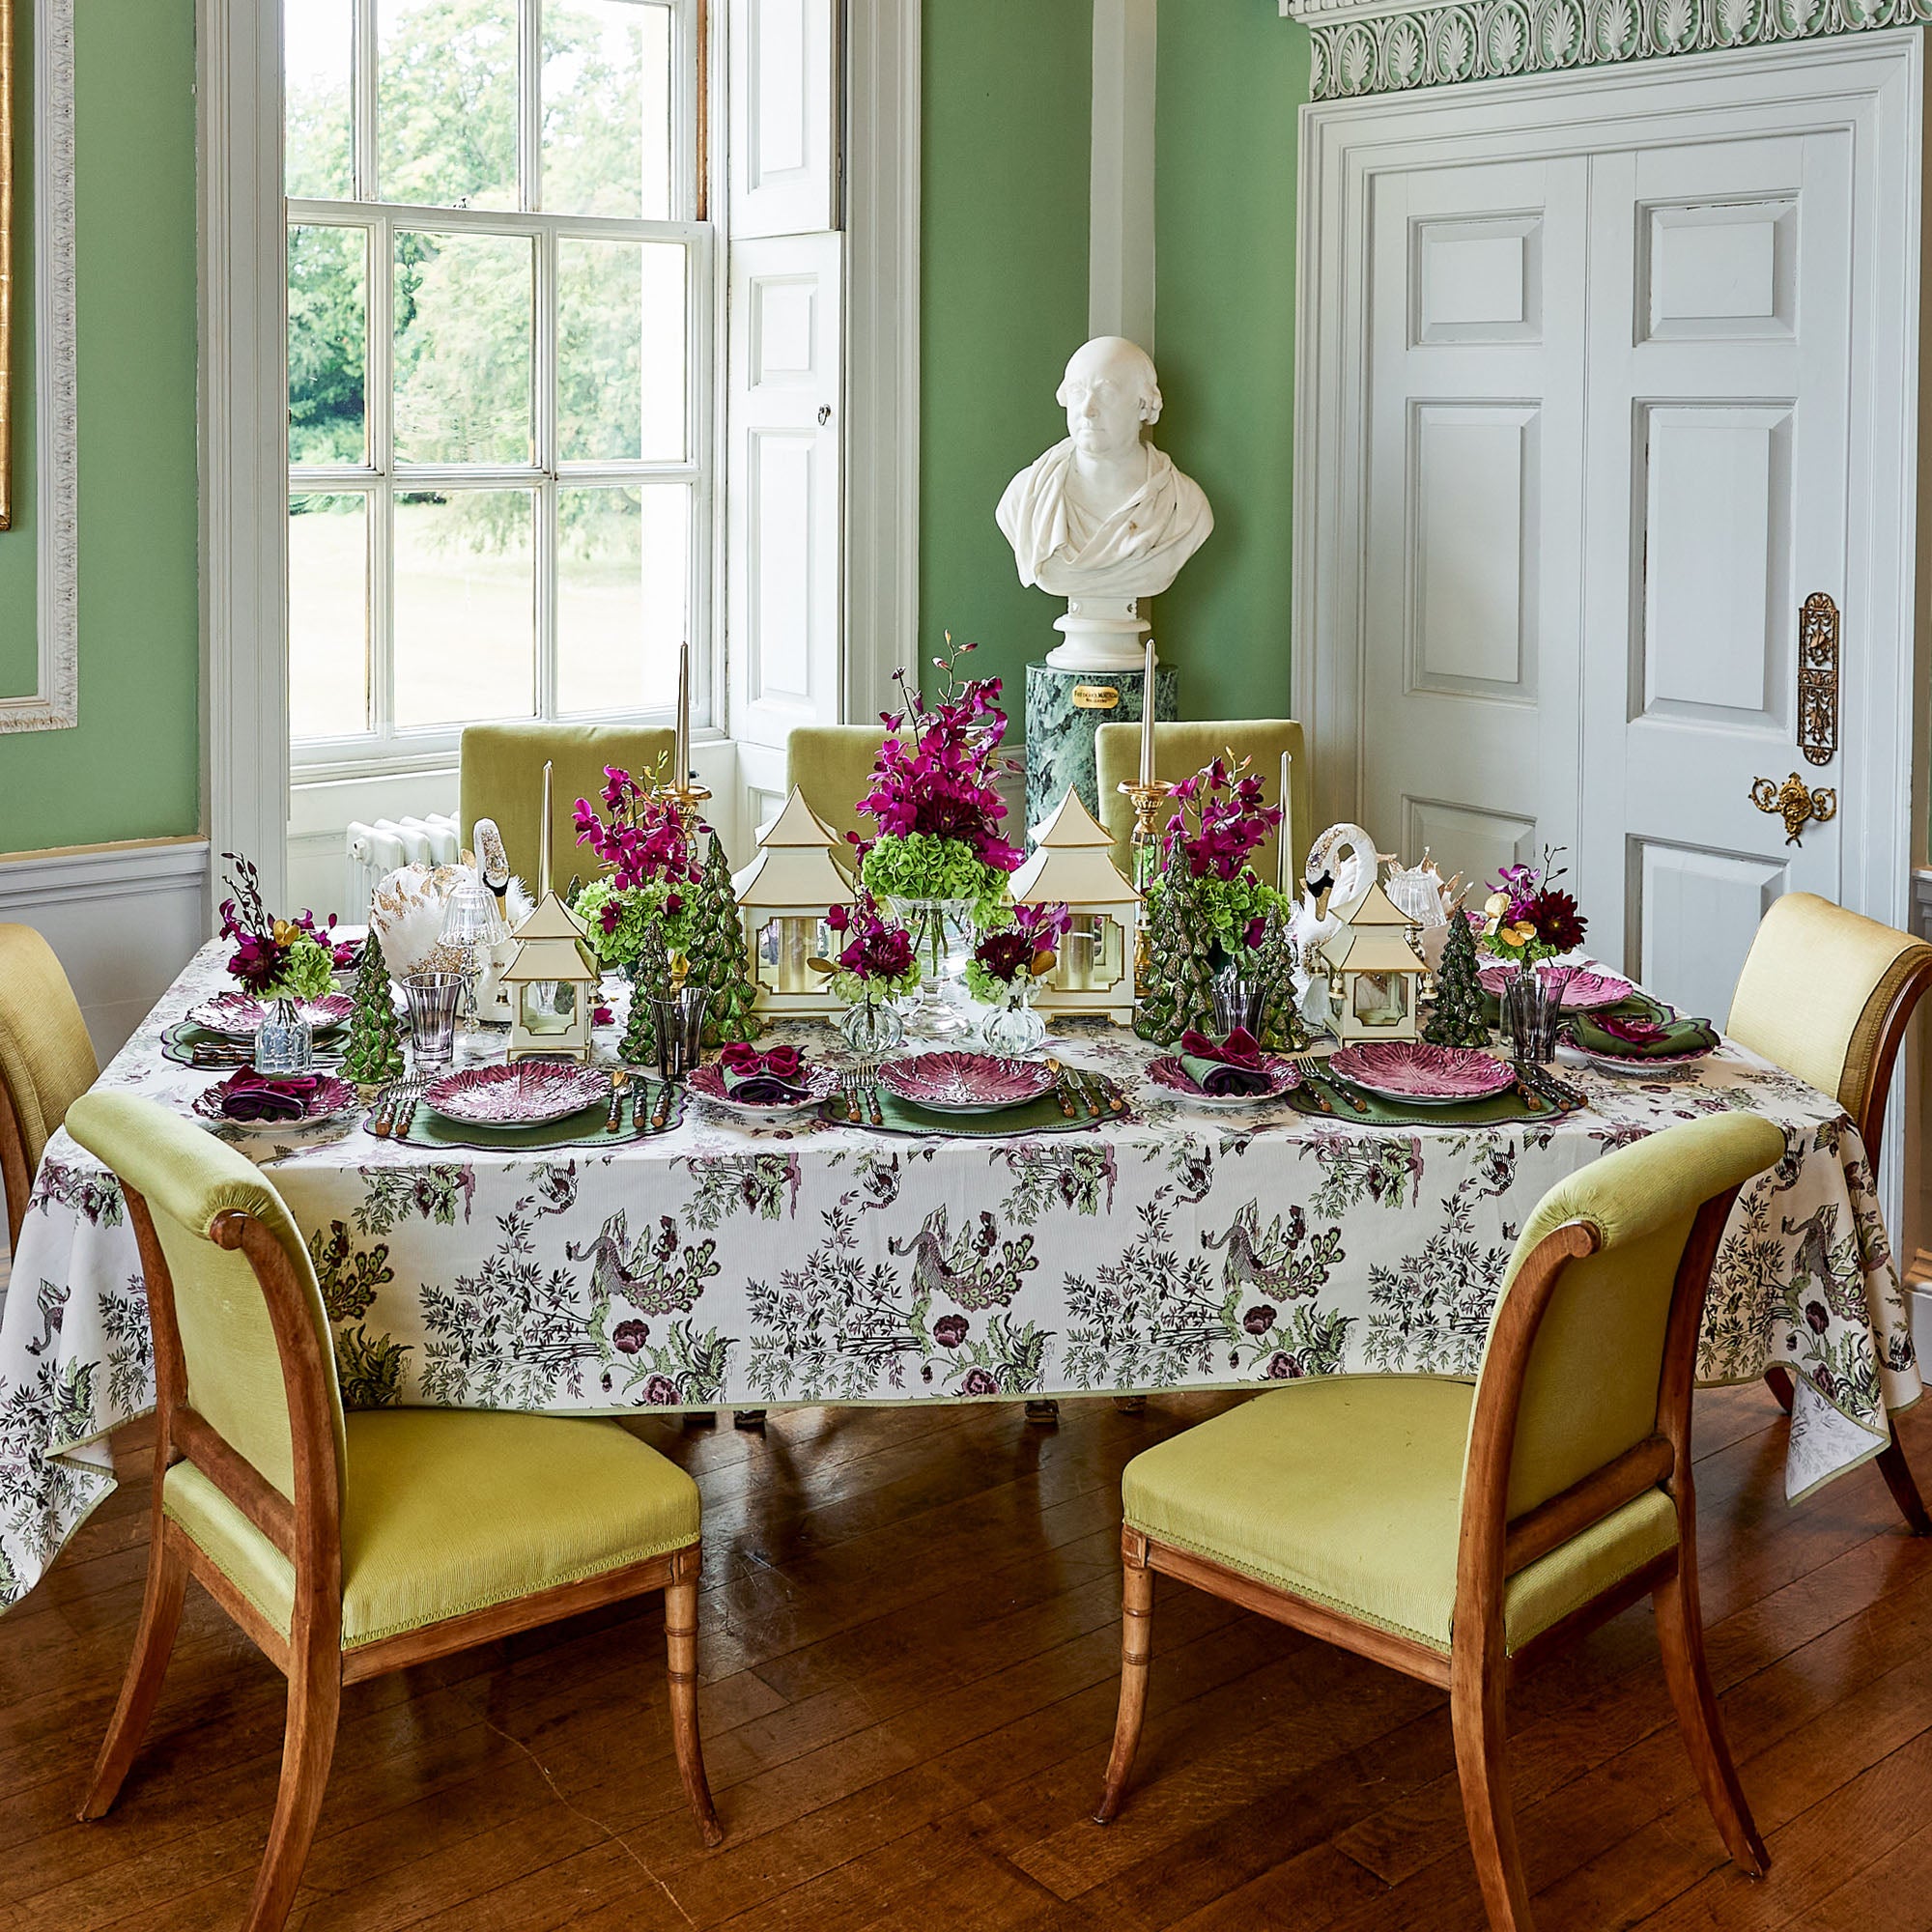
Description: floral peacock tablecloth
xmin=0 ymin=943 xmax=1916 ymax=1611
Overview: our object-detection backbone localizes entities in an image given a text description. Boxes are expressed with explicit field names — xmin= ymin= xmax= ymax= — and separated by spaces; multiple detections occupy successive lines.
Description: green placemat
xmin=162 ymin=1021 xmax=345 ymax=1068
xmin=817 ymin=1084 xmax=1114 ymax=1139
xmin=383 ymin=1085 xmax=684 ymax=1151
xmin=1286 ymin=1066 xmax=1580 ymax=1129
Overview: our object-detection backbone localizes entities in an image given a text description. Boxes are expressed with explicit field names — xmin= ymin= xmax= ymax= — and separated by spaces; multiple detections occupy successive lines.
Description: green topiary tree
xmin=342 ymin=931 xmax=405 ymax=1088
xmin=619 ymin=923 xmax=672 ymax=1066
xmin=688 ymin=831 xmax=761 ymax=1047
xmin=1136 ymin=842 xmax=1218 ymax=1046
xmin=1252 ymin=915 xmax=1311 ymax=1053
xmin=1423 ymin=909 xmax=1491 ymax=1048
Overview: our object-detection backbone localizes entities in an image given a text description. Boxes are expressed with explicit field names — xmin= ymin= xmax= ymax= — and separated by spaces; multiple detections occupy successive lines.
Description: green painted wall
xmin=1153 ymin=2 xmax=1309 ymax=724
xmin=0 ymin=0 xmax=200 ymax=857
xmin=919 ymin=0 xmax=1094 ymax=708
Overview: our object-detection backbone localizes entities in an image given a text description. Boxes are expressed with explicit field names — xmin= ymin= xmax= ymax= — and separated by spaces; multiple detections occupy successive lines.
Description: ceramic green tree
xmin=1252 ymin=916 xmax=1311 ymax=1053
xmin=1423 ymin=909 xmax=1491 ymax=1048
xmin=1134 ymin=843 xmax=1187 ymax=1043
xmin=689 ymin=830 xmax=761 ymax=1048
xmin=342 ymin=931 xmax=405 ymax=1088
xmin=619 ymin=923 xmax=672 ymax=1066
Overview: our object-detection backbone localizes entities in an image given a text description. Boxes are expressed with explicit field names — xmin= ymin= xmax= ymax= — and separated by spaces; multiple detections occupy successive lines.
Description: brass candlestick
xmin=1119 ymin=780 xmax=1173 ymax=997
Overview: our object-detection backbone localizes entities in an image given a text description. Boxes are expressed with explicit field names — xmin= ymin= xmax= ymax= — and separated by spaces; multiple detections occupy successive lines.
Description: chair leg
xmin=1653 ymin=1560 xmax=1768 ymax=1877
xmin=1451 ymin=1656 xmax=1535 ymax=1932
xmin=666 ymin=1570 xmax=724 ymax=1847
xmin=1093 ymin=1550 xmax=1154 ymax=1824
xmin=1873 ymin=1422 xmax=1932 ymax=1537
xmin=243 ymin=1631 xmax=342 ymax=1932
xmin=1763 ymin=1366 xmax=1795 ymax=1415
xmin=77 ymin=1528 xmax=188 ymax=1820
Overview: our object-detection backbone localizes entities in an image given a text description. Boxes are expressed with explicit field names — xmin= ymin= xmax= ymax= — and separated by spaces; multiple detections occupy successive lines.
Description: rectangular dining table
xmin=0 ymin=940 xmax=1917 ymax=1613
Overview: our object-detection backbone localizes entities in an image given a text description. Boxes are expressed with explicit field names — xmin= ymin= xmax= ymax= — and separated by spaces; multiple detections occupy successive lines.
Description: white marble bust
xmin=996 ymin=336 xmax=1213 ymax=669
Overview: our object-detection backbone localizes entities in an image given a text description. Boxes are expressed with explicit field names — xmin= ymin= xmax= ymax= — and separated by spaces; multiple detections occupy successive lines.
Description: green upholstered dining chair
xmin=1726 ymin=891 xmax=1932 ymax=1534
xmin=0 ymin=923 xmax=99 ymax=1251
xmin=459 ymin=722 xmax=677 ymax=892
xmin=67 ymin=1092 xmax=723 ymax=1932
xmin=784 ymin=724 xmax=888 ymax=855
xmin=1094 ymin=1112 xmax=1785 ymax=1932
xmin=1093 ymin=719 xmax=1311 ymax=890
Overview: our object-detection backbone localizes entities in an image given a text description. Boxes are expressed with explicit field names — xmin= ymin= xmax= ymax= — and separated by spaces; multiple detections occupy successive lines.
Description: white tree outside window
xmin=283 ymin=0 xmax=710 ymax=762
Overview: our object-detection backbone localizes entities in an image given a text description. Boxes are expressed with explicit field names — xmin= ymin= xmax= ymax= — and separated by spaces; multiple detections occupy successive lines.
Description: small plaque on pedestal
xmin=1026 ymin=660 xmax=1178 ymax=833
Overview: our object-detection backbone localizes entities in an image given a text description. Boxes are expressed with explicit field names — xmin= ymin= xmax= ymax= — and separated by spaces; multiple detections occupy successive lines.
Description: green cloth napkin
xmin=1569 ymin=1009 xmax=1720 ymax=1059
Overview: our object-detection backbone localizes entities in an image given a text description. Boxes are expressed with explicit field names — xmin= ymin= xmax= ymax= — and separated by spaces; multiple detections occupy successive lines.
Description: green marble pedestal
xmin=1025 ymin=661 xmax=1179 ymax=837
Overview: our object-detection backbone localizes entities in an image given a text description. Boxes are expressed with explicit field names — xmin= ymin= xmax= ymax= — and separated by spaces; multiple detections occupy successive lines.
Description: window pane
xmin=289 ymin=226 xmax=368 ymax=467
xmin=543 ymin=1 xmax=672 ymax=220
xmin=380 ymin=0 xmax=517 ymax=210
xmin=285 ymin=0 xmax=355 ymax=200
xmin=393 ymin=230 xmax=534 ymax=465
xmin=557 ymin=485 xmax=689 ymax=716
xmin=289 ymin=495 xmax=370 ymax=738
xmin=557 ymin=240 xmax=685 ymax=463
xmin=394 ymin=493 xmax=536 ymax=726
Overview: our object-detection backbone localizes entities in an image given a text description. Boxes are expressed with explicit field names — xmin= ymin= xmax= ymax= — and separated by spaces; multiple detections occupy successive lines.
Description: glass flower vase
xmin=254 ymin=995 xmax=315 ymax=1076
xmin=1500 ymin=962 xmax=1575 ymax=1065
xmin=978 ymin=979 xmax=1046 ymax=1058
xmin=839 ymin=992 xmax=906 ymax=1058
xmin=892 ymin=896 xmax=975 ymax=1038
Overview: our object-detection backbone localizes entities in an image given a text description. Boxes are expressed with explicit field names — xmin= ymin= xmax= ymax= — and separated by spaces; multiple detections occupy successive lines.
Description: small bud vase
xmin=254 ymin=995 xmax=315 ymax=1075
xmin=839 ymin=992 xmax=906 ymax=1057
xmin=978 ymin=979 xmax=1046 ymax=1057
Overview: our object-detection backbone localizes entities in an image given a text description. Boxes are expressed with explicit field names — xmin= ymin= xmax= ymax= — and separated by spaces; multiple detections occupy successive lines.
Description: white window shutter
xmin=724 ymin=0 xmax=843 ymax=779
xmin=725 ymin=233 xmax=843 ymax=759
xmin=729 ymin=0 xmax=840 ymax=239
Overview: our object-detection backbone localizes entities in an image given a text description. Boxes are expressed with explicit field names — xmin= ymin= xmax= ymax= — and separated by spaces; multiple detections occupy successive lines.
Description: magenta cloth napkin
xmin=216 ymin=1069 xmax=327 ymax=1122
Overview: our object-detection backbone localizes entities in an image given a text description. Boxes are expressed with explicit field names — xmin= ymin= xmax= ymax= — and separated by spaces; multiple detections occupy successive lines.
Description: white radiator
xmin=343 ymin=813 xmax=461 ymax=915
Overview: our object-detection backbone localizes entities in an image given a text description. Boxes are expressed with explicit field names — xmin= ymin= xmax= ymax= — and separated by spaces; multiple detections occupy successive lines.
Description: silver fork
xmin=853 ymin=1055 xmax=884 ymax=1124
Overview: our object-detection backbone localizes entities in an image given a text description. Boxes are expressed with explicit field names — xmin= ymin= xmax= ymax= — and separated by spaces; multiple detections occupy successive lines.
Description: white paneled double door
xmin=1310 ymin=38 xmax=1920 ymax=1026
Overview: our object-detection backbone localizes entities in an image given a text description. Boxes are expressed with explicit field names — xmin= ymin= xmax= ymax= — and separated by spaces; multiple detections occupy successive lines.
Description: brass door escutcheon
xmin=1750 ymin=772 xmax=1837 ymax=846
xmin=1797 ymin=591 xmax=1840 ymax=767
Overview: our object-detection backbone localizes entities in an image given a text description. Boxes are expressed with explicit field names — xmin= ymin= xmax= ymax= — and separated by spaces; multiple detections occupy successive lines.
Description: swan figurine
xmin=1290 ymin=822 xmax=1387 ymax=1032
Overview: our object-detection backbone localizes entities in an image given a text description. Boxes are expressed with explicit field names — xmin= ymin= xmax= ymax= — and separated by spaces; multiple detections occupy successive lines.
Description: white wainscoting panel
xmin=0 ymin=840 xmax=211 ymax=1062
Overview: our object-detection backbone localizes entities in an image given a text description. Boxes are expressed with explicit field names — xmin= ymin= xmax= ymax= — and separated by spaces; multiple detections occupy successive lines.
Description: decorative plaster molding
xmin=0 ymin=0 xmax=78 ymax=733
xmin=1283 ymin=0 xmax=1932 ymax=99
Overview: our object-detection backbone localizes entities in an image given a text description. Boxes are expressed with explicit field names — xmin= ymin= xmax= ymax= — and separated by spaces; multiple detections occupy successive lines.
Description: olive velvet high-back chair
xmin=1093 ymin=719 xmax=1311 ymax=889
xmin=1094 ymin=1112 xmax=1785 ymax=1932
xmin=0 ymin=923 xmax=99 ymax=1251
xmin=1726 ymin=891 xmax=1932 ymax=1534
xmin=783 ymin=724 xmax=890 ymax=855
xmin=68 ymin=1091 xmax=723 ymax=1932
xmin=459 ymin=722 xmax=678 ymax=891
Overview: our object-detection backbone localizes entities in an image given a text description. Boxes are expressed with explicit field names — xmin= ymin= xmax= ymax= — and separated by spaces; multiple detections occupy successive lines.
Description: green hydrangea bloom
xmin=575 ymin=879 xmax=694 ymax=968
xmin=269 ymin=937 xmax=337 ymax=1003
xmin=860 ymin=833 xmax=1011 ymax=925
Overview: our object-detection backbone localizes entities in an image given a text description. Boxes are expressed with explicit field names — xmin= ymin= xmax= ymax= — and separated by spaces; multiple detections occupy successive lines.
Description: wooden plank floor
xmin=4 ymin=1382 xmax=1931 ymax=1930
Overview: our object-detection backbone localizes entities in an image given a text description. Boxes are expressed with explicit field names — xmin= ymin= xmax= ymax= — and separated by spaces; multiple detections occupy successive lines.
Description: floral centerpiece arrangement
xmin=964 ymin=901 xmax=1068 ymax=1057
xmin=1477 ymin=847 xmax=1588 ymax=1064
xmin=1477 ymin=848 xmax=1586 ymax=966
xmin=1152 ymin=757 xmax=1290 ymax=964
xmin=217 ymin=852 xmax=351 ymax=1000
xmin=855 ymin=640 xmax=1022 ymax=913
xmin=962 ymin=901 xmax=1068 ymax=1004
xmin=571 ymin=765 xmax=701 ymax=970
xmin=812 ymin=892 xmax=920 ymax=1054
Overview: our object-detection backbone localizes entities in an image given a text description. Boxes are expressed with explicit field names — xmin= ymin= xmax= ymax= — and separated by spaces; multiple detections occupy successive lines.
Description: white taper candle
xmin=1138 ymin=639 xmax=1156 ymax=788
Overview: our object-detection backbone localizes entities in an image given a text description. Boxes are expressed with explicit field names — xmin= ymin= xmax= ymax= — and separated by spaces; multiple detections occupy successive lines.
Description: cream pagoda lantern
xmin=730 ymin=787 xmax=855 ymax=1018
xmin=1009 ymin=787 xmax=1139 ymax=1024
xmin=497 ymin=759 xmax=602 ymax=1060
xmin=498 ymin=891 xmax=601 ymax=1061
xmin=1320 ymin=873 xmax=1430 ymax=1044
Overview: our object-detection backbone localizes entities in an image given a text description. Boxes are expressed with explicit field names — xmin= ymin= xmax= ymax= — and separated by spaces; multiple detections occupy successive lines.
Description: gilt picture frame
xmin=0 ymin=0 xmax=78 ymax=734
xmin=1 ymin=0 xmax=15 ymax=533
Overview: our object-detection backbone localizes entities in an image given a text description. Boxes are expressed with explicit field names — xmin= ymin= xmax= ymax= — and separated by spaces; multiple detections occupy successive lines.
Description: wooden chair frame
xmin=0 ymin=1065 xmax=32 ymax=1253
xmin=1760 ymin=946 xmax=1932 ymax=1535
xmin=1094 ymin=1187 xmax=1765 ymax=1932
xmin=79 ymin=1191 xmax=723 ymax=1932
